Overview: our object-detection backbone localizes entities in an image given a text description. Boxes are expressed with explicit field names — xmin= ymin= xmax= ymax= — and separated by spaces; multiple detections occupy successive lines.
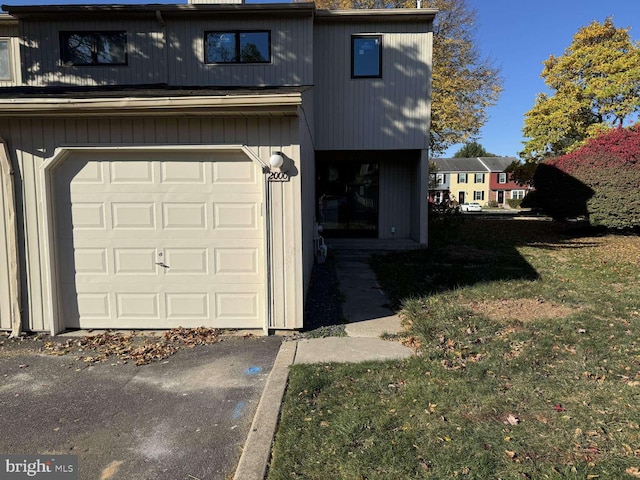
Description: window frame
xmin=474 ymin=173 xmax=485 ymax=184
xmin=458 ymin=173 xmax=467 ymax=184
xmin=436 ymin=173 xmax=446 ymax=186
xmin=473 ymin=191 xmax=485 ymax=201
xmin=511 ymin=190 xmax=526 ymax=200
xmin=60 ymin=31 xmax=128 ymax=66
xmin=0 ymin=38 xmax=11 ymax=81
xmin=351 ymin=34 xmax=382 ymax=79
xmin=498 ymin=172 xmax=507 ymax=184
xmin=204 ymin=30 xmax=271 ymax=65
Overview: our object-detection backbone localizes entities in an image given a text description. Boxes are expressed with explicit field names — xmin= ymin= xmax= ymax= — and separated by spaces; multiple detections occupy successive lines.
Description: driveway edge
xmin=233 ymin=340 xmax=297 ymax=480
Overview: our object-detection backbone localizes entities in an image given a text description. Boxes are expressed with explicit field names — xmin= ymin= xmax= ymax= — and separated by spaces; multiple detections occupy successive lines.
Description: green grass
xmin=268 ymin=219 xmax=640 ymax=479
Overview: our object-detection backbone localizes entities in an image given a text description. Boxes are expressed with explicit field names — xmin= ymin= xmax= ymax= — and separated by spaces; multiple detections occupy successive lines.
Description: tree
xmin=310 ymin=0 xmax=503 ymax=155
xmin=453 ymin=141 xmax=494 ymax=158
xmin=521 ymin=18 xmax=640 ymax=162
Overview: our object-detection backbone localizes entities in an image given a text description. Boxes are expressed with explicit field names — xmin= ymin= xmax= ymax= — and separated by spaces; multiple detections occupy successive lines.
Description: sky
xmin=3 ymin=0 xmax=640 ymax=159
xmin=449 ymin=0 xmax=640 ymax=159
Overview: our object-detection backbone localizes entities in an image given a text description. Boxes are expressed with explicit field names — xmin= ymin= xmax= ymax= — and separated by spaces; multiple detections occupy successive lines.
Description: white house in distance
xmin=0 ymin=0 xmax=435 ymax=334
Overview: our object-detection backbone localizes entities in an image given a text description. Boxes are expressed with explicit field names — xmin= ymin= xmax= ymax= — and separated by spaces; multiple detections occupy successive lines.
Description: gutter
xmin=0 ymin=93 xmax=303 ymax=118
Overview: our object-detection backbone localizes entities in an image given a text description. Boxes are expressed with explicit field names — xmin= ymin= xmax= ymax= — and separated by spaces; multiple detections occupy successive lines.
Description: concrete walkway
xmin=234 ymin=243 xmax=416 ymax=479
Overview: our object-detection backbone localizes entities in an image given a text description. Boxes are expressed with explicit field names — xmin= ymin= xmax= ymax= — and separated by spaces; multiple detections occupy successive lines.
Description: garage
xmin=50 ymin=149 xmax=266 ymax=330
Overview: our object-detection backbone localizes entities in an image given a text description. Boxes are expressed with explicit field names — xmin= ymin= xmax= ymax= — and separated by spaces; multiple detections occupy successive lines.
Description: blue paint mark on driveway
xmin=232 ymin=401 xmax=246 ymax=420
xmin=244 ymin=366 xmax=262 ymax=375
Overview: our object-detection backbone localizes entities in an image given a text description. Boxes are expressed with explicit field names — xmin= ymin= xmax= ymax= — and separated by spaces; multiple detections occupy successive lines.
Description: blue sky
xmin=453 ymin=0 xmax=640 ymax=159
xmin=4 ymin=0 xmax=640 ymax=159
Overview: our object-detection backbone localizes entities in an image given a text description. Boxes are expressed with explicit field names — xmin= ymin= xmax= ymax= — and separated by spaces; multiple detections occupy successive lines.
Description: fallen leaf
xmin=505 ymin=450 xmax=517 ymax=459
xmin=505 ymin=414 xmax=520 ymax=426
xmin=626 ymin=467 xmax=640 ymax=478
xmin=554 ymin=404 xmax=566 ymax=412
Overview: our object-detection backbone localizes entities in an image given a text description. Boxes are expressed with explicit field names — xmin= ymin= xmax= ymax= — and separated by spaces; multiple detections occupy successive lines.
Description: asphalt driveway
xmin=0 ymin=335 xmax=282 ymax=480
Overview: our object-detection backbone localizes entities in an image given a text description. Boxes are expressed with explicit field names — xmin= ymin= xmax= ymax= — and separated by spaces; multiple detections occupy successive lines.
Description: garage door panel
xmin=160 ymin=161 xmax=207 ymax=184
xmin=56 ymin=154 xmax=265 ymax=330
xmin=161 ymin=202 xmax=208 ymax=230
xmin=109 ymin=161 xmax=156 ymax=185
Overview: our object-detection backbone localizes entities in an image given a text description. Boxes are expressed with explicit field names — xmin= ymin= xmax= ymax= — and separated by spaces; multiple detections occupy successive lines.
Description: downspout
xmin=0 ymin=136 xmax=22 ymax=337
xmin=242 ymin=145 xmax=272 ymax=335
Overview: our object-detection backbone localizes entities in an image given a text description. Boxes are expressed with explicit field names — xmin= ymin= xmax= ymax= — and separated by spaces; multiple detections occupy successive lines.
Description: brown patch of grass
xmin=468 ymin=298 xmax=577 ymax=322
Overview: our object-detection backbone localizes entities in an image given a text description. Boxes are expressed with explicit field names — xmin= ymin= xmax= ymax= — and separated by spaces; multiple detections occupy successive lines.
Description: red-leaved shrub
xmin=531 ymin=124 xmax=640 ymax=229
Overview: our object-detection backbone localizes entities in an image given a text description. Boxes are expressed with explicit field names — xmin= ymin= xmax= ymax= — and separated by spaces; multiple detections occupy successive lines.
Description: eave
xmin=0 ymin=92 xmax=303 ymax=118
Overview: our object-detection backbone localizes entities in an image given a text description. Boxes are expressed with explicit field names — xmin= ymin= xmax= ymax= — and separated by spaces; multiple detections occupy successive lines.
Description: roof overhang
xmin=0 ymin=91 xmax=303 ymax=118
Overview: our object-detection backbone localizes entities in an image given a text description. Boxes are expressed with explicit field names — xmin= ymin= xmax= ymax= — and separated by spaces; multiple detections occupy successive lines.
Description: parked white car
xmin=460 ymin=202 xmax=482 ymax=212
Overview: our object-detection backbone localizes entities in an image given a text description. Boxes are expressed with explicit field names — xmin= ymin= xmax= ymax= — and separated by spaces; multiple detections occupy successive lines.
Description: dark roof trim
xmin=2 ymin=2 xmax=316 ymax=19
xmin=315 ymin=8 xmax=437 ymax=22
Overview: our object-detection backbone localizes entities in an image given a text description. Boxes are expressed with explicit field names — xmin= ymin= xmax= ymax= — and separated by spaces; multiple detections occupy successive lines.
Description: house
xmin=0 ymin=1 xmax=435 ymax=334
xmin=430 ymin=157 xmax=490 ymax=205
xmin=430 ymin=157 xmax=530 ymax=207
xmin=479 ymin=157 xmax=530 ymax=207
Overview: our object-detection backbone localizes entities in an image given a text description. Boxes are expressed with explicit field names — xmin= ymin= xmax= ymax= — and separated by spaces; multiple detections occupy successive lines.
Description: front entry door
xmin=317 ymin=160 xmax=378 ymax=237
xmin=497 ymin=190 xmax=505 ymax=204
xmin=459 ymin=191 xmax=465 ymax=204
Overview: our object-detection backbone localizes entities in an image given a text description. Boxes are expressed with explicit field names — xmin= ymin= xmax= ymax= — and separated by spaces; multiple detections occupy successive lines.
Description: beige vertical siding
xmin=166 ymin=15 xmax=313 ymax=86
xmin=314 ymin=21 xmax=432 ymax=151
xmin=18 ymin=14 xmax=312 ymax=87
xmin=0 ymin=22 xmax=21 ymax=87
xmin=20 ymin=18 xmax=167 ymax=86
xmin=378 ymin=156 xmax=413 ymax=239
xmin=0 ymin=115 xmax=305 ymax=331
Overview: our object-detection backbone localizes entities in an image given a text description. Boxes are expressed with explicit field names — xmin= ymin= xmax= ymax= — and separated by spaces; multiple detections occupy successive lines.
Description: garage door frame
xmin=40 ymin=144 xmax=271 ymax=335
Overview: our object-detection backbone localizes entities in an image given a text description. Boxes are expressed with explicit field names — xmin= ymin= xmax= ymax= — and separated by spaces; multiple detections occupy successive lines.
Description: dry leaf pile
xmin=43 ymin=327 xmax=221 ymax=366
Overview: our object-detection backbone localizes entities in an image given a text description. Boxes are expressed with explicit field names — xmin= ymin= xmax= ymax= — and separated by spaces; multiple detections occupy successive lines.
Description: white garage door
xmin=54 ymin=151 xmax=265 ymax=329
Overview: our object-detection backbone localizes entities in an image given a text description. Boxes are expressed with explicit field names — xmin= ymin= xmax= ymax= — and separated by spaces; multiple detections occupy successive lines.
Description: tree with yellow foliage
xmin=311 ymin=0 xmax=502 ymax=155
xmin=521 ymin=18 xmax=640 ymax=162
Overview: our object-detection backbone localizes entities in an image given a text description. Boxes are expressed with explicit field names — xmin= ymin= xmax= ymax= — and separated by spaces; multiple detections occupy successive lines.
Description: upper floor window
xmin=458 ymin=173 xmax=467 ymax=183
xmin=498 ymin=173 xmax=507 ymax=184
xmin=474 ymin=173 xmax=485 ymax=183
xmin=436 ymin=173 xmax=446 ymax=185
xmin=60 ymin=31 xmax=127 ymax=66
xmin=352 ymin=35 xmax=382 ymax=78
xmin=205 ymin=31 xmax=270 ymax=64
xmin=0 ymin=39 xmax=10 ymax=80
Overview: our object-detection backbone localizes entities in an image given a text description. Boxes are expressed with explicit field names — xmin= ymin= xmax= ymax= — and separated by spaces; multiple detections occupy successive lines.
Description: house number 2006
xmin=268 ymin=172 xmax=290 ymax=182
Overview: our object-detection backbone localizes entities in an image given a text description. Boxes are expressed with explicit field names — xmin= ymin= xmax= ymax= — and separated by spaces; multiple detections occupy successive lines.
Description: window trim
xmin=60 ymin=31 xmax=128 ymax=66
xmin=204 ymin=30 xmax=271 ymax=64
xmin=458 ymin=173 xmax=467 ymax=184
xmin=498 ymin=172 xmax=507 ymax=184
xmin=473 ymin=191 xmax=485 ymax=201
xmin=474 ymin=173 xmax=485 ymax=184
xmin=351 ymin=34 xmax=382 ymax=79
xmin=511 ymin=190 xmax=526 ymax=200
xmin=0 ymin=38 xmax=11 ymax=81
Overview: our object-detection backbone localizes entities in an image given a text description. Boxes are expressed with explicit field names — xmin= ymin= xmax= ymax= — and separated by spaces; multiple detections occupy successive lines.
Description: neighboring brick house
xmin=0 ymin=1 xmax=435 ymax=334
xmin=478 ymin=157 xmax=531 ymax=207
xmin=430 ymin=157 xmax=531 ymax=207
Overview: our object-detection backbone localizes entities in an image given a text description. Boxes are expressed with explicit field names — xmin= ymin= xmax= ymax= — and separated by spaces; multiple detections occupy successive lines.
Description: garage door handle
xmin=155 ymin=262 xmax=170 ymax=269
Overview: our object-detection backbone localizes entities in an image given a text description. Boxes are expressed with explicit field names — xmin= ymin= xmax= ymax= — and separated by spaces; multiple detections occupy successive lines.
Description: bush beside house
xmin=526 ymin=124 xmax=640 ymax=229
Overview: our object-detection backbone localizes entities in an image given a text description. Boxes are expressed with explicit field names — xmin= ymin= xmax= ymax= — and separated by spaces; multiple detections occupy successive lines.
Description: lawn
xmin=268 ymin=218 xmax=640 ymax=480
